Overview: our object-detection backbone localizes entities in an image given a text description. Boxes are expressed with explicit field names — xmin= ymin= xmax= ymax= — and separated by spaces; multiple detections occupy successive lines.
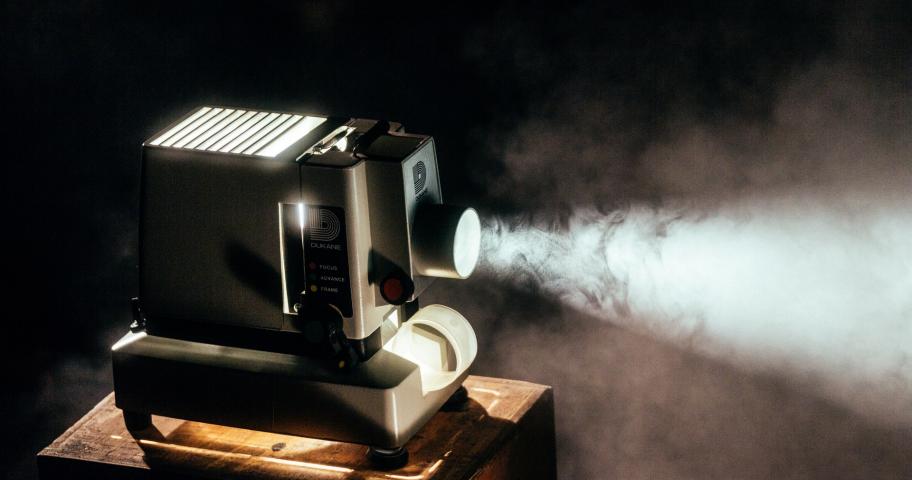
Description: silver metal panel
xmin=365 ymin=138 xmax=441 ymax=304
xmin=294 ymin=160 xmax=386 ymax=340
xmin=140 ymin=147 xmax=300 ymax=329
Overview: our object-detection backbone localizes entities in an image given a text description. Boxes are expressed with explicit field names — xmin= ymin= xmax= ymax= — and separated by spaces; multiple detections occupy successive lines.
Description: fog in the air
xmin=421 ymin=11 xmax=912 ymax=476
xmin=479 ymin=62 xmax=912 ymax=424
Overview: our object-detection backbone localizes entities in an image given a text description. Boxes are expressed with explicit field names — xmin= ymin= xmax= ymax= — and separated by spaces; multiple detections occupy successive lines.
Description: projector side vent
xmin=148 ymin=107 xmax=326 ymax=158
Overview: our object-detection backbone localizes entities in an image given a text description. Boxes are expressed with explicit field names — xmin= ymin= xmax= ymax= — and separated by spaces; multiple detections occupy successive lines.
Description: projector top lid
xmin=145 ymin=106 xmax=330 ymax=159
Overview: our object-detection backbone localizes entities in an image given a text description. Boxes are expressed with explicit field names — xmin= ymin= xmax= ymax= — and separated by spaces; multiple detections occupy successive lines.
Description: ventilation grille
xmin=148 ymin=107 xmax=326 ymax=158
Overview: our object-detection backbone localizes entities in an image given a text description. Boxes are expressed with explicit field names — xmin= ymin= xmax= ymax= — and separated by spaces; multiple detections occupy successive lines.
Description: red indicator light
xmin=383 ymin=278 xmax=403 ymax=303
xmin=380 ymin=271 xmax=414 ymax=305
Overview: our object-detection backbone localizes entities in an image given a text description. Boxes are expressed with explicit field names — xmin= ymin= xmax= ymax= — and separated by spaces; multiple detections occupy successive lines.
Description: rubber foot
xmin=123 ymin=410 xmax=152 ymax=431
xmin=441 ymin=385 xmax=469 ymax=412
xmin=367 ymin=446 xmax=409 ymax=470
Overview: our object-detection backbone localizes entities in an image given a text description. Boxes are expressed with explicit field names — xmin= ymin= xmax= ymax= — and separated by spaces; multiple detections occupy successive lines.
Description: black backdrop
xmin=2 ymin=2 xmax=909 ymax=479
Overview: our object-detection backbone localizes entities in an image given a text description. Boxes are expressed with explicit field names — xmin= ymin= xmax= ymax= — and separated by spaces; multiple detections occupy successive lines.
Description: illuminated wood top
xmin=37 ymin=375 xmax=555 ymax=480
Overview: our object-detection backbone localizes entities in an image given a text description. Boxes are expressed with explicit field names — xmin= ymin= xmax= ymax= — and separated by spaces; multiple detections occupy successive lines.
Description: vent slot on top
xmin=148 ymin=107 xmax=326 ymax=158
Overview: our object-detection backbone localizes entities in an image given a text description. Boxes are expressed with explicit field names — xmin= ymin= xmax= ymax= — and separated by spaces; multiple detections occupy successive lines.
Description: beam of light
xmin=138 ymin=439 xmax=354 ymax=474
xmin=481 ymin=189 xmax=912 ymax=425
xmin=383 ymin=459 xmax=444 ymax=480
xmin=468 ymin=387 xmax=503 ymax=397
xmin=258 ymin=456 xmax=354 ymax=473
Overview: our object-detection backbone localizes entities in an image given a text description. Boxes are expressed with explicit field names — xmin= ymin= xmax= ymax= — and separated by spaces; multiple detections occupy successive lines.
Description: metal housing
xmin=114 ymin=106 xmax=479 ymax=449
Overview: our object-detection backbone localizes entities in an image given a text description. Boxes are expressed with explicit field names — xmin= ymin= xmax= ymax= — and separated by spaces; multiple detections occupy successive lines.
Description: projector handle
xmin=352 ymin=120 xmax=391 ymax=157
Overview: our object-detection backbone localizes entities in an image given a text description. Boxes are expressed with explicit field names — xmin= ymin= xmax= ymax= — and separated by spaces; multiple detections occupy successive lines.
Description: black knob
xmin=294 ymin=297 xmax=342 ymax=343
xmin=292 ymin=296 xmax=358 ymax=370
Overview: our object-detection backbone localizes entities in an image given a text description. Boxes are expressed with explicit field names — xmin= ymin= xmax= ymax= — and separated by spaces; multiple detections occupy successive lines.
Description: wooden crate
xmin=37 ymin=376 xmax=555 ymax=479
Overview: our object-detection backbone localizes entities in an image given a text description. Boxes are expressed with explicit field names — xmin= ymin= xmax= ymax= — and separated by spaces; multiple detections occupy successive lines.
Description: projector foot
xmin=123 ymin=410 xmax=152 ymax=431
xmin=441 ymin=385 xmax=469 ymax=412
xmin=367 ymin=446 xmax=409 ymax=470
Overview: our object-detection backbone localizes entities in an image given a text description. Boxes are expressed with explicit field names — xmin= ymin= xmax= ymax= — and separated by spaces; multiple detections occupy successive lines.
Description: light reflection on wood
xmin=467 ymin=387 xmax=503 ymax=397
xmin=41 ymin=376 xmax=554 ymax=479
xmin=141 ymin=439 xmax=355 ymax=474
xmin=384 ymin=459 xmax=445 ymax=480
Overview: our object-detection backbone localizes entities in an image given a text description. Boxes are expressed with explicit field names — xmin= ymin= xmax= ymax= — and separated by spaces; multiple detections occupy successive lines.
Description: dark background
xmin=2 ymin=1 xmax=910 ymax=479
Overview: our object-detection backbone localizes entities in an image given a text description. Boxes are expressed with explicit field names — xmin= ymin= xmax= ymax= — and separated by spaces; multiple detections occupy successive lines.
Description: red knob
xmin=380 ymin=272 xmax=414 ymax=305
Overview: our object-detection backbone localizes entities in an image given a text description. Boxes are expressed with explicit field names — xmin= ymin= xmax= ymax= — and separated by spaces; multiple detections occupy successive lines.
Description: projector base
xmin=112 ymin=330 xmax=469 ymax=449
xmin=123 ymin=409 xmax=415 ymax=470
xmin=119 ymin=386 xmax=471 ymax=469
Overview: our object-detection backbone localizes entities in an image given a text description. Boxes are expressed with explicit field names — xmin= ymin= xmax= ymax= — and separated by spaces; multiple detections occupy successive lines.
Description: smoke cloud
xmin=438 ymin=34 xmax=912 ymax=475
xmin=483 ymin=194 xmax=912 ymax=423
xmin=477 ymin=53 xmax=912 ymax=423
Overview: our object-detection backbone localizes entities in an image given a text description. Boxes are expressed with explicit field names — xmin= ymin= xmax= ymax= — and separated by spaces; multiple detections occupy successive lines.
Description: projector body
xmin=112 ymin=107 xmax=479 ymax=451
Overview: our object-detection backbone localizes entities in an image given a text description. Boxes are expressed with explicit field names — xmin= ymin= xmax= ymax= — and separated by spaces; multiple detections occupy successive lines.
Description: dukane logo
xmin=413 ymin=161 xmax=427 ymax=195
xmin=307 ymin=208 xmax=341 ymax=242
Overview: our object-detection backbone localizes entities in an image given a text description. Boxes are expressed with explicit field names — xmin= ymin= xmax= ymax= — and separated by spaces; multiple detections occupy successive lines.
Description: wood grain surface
xmin=37 ymin=376 xmax=555 ymax=480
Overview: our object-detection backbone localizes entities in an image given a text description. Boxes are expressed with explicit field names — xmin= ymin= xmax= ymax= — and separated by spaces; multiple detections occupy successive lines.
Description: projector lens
xmin=412 ymin=205 xmax=481 ymax=279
